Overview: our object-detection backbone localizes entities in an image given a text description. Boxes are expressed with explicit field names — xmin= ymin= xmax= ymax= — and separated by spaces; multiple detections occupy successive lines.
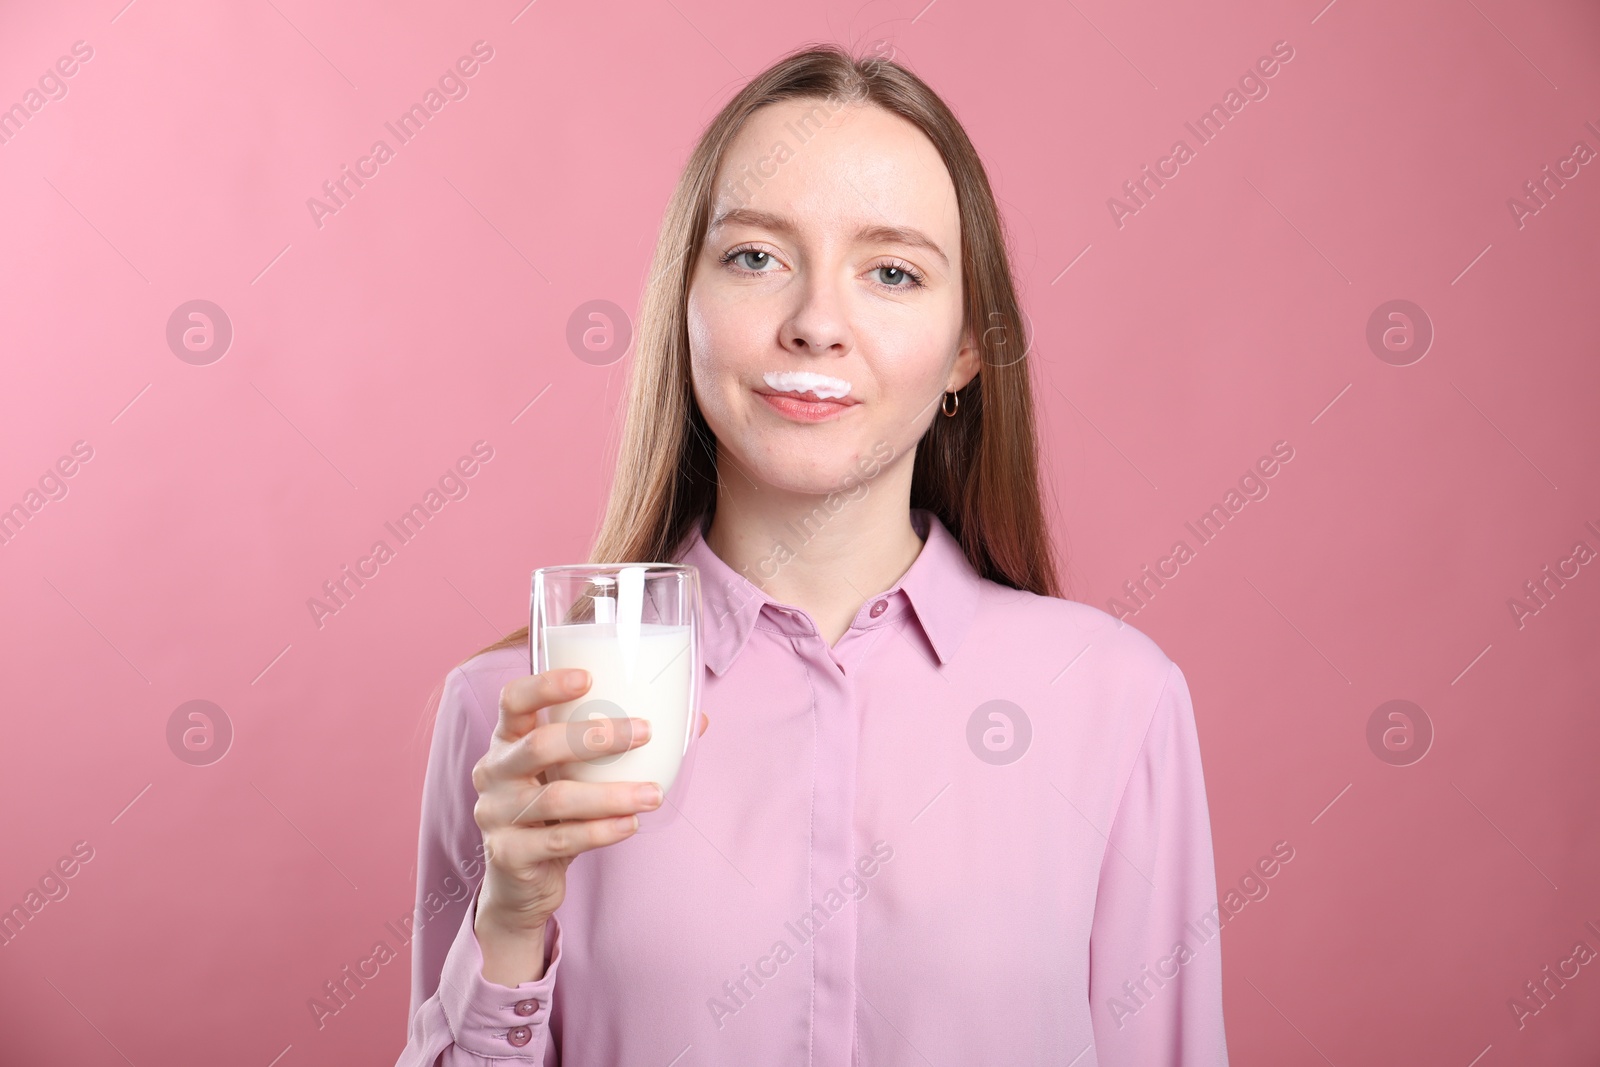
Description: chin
xmin=758 ymin=464 xmax=854 ymax=497
xmin=736 ymin=443 xmax=861 ymax=495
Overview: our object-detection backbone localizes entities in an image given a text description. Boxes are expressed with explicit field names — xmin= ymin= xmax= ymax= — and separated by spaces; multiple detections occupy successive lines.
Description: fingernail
xmin=565 ymin=669 xmax=589 ymax=690
xmin=633 ymin=718 xmax=652 ymax=740
xmin=636 ymin=784 xmax=662 ymax=808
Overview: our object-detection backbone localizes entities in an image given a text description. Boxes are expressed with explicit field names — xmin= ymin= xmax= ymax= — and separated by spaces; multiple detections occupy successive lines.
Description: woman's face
xmin=687 ymin=99 xmax=979 ymax=499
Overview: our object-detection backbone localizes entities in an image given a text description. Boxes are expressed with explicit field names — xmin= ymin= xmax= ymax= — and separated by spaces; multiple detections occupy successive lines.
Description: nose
xmin=782 ymin=272 xmax=850 ymax=356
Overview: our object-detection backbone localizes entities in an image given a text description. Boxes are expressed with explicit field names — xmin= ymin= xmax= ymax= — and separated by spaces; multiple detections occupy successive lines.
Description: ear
xmin=950 ymin=324 xmax=982 ymax=392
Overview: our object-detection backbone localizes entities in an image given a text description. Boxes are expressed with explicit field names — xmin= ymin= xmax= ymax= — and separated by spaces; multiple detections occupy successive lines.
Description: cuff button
xmin=508 ymin=1024 xmax=533 ymax=1046
xmin=514 ymin=998 xmax=539 ymax=1016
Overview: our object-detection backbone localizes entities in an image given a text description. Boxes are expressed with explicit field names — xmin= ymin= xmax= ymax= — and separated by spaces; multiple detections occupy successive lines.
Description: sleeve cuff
xmin=435 ymin=890 xmax=561 ymax=1057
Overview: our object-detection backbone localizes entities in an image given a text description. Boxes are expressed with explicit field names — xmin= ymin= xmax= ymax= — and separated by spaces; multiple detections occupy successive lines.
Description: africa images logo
xmin=305 ymin=41 xmax=495 ymax=229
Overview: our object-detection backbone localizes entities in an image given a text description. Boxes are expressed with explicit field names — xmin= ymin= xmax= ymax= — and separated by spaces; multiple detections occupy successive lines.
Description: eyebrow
xmin=708 ymin=207 xmax=950 ymax=269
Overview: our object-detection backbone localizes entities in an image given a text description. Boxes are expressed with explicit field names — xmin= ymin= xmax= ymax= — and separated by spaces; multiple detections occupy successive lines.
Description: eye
xmin=871 ymin=260 xmax=927 ymax=290
xmin=719 ymin=246 xmax=782 ymax=274
xmin=717 ymin=245 xmax=928 ymax=291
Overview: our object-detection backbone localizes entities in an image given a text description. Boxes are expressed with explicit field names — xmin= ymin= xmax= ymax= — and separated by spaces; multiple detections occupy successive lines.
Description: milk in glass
xmin=542 ymin=620 xmax=694 ymax=792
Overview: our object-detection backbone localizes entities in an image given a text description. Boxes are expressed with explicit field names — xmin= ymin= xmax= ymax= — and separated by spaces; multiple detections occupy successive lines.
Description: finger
xmin=478 ymin=777 xmax=662 ymax=830
xmin=495 ymin=714 xmax=653 ymax=783
xmin=493 ymin=670 xmax=590 ymax=743
xmin=488 ymin=813 xmax=642 ymax=865
xmin=698 ymin=710 xmax=709 ymax=738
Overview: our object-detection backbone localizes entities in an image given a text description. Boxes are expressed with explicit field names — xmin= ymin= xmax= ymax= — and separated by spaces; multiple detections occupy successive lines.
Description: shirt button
xmin=514 ymin=998 xmax=539 ymax=1016
xmin=507 ymin=1024 xmax=533 ymax=1046
xmin=869 ymin=600 xmax=887 ymax=618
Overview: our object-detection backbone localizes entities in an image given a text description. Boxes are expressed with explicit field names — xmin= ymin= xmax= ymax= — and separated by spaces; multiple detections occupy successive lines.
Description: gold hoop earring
xmin=941 ymin=389 xmax=959 ymax=417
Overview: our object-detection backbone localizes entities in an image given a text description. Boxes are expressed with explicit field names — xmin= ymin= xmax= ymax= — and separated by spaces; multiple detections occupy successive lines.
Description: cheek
xmin=689 ymin=293 xmax=772 ymax=397
xmin=685 ymin=285 xmax=714 ymax=360
xmin=865 ymin=334 xmax=957 ymax=444
xmin=871 ymin=328 xmax=950 ymax=399
xmin=685 ymin=299 xmax=751 ymax=442
xmin=688 ymin=285 xmax=751 ymax=362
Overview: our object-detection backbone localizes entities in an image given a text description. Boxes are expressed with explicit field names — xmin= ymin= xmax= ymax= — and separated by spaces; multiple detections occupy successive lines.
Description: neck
xmin=702 ymin=455 xmax=926 ymax=647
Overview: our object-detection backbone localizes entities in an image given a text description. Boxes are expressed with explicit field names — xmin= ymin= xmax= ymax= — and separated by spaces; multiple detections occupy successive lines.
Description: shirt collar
xmin=669 ymin=507 xmax=983 ymax=676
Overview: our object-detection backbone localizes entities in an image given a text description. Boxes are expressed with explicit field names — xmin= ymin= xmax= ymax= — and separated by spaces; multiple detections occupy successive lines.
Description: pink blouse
xmin=395 ymin=508 xmax=1229 ymax=1064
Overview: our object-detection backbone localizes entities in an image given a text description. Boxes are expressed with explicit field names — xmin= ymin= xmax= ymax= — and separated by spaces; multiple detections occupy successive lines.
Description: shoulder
xmin=970 ymin=588 xmax=1197 ymax=788
xmin=454 ymin=640 xmax=528 ymax=683
xmin=972 ymin=580 xmax=1179 ymax=692
xmin=436 ymin=641 xmax=529 ymax=741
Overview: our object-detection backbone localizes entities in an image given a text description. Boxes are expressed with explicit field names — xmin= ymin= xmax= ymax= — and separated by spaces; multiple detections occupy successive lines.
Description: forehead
xmin=710 ymin=100 xmax=958 ymax=243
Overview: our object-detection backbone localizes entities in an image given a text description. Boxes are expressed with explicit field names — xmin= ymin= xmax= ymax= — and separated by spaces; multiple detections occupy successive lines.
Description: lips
xmin=753 ymin=388 xmax=860 ymax=423
xmin=753 ymin=386 xmax=860 ymax=406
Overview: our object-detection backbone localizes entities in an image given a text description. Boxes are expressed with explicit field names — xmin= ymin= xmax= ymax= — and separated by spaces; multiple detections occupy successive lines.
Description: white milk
xmin=541 ymin=621 xmax=694 ymax=793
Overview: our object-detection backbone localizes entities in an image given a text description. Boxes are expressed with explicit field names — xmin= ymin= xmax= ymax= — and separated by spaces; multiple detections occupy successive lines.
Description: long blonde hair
xmin=461 ymin=42 xmax=1064 ymax=669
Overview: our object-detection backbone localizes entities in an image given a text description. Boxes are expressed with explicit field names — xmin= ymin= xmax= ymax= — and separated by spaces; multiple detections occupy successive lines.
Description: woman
xmin=397 ymin=43 xmax=1228 ymax=1066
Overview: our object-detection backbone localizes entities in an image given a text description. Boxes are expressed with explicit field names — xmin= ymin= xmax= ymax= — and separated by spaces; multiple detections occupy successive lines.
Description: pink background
xmin=3 ymin=0 xmax=1598 ymax=1063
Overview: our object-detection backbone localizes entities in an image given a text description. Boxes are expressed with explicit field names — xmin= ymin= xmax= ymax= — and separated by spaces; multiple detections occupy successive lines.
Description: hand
xmin=471 ymin=667 xmax=710 ymax=933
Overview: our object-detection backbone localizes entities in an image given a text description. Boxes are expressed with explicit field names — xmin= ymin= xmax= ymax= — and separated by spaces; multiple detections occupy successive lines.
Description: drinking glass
xmin=530 ymin=563 xmax=702 ymax=829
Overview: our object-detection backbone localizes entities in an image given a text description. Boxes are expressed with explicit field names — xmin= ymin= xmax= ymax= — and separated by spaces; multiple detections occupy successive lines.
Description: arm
xmin=394 ymin=891 xmax=563 ymax=1066
xmin=1088 ymin=660 xmax=1230 ymax=1065
xmin=395 ymin=665 xmax=562 ymax=1066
